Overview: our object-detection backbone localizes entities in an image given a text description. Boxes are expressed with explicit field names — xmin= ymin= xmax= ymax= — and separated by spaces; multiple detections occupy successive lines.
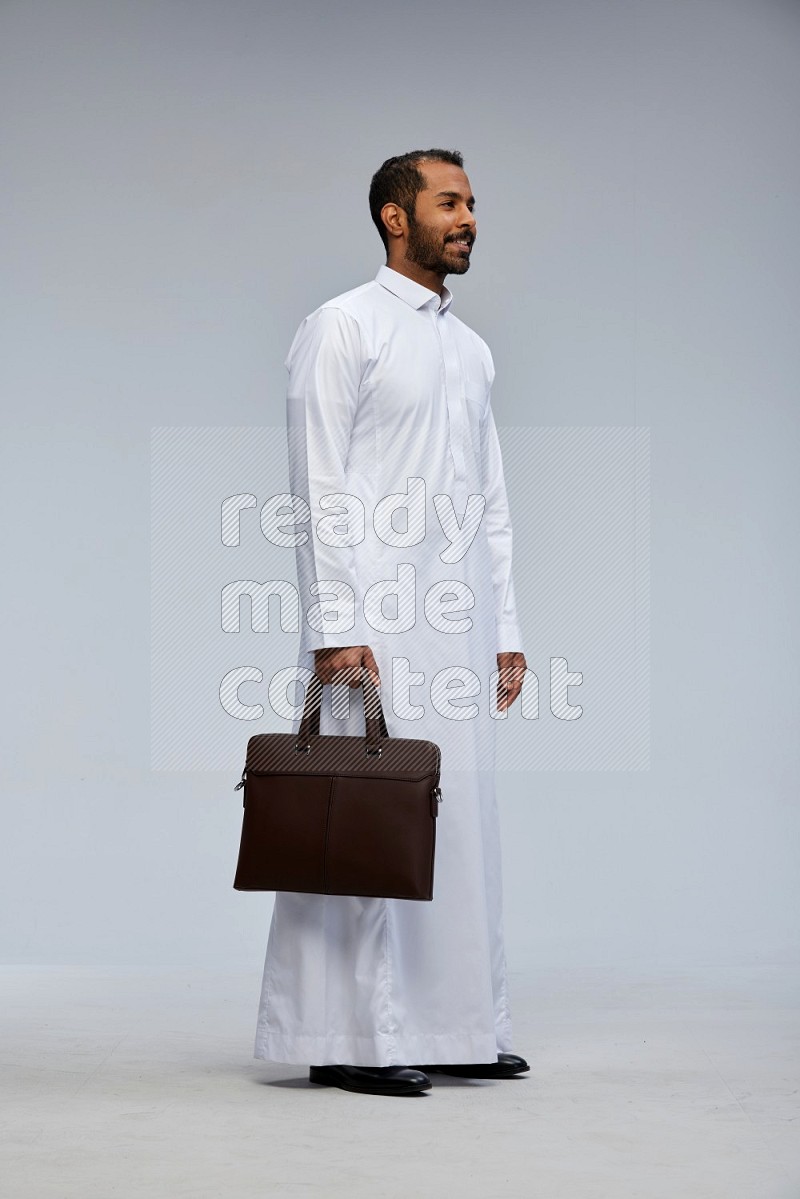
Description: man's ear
xmin=381 ymin=202 xmax=406 ymax=239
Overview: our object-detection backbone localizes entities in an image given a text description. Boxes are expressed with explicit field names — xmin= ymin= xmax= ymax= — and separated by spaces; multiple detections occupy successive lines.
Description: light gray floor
xmin=2 ymin=964 xmax=798 ymax=1198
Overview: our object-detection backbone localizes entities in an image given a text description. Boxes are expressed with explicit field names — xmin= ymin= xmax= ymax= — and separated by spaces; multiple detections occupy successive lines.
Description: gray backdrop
xmin=1 ymin=0 xmax=797 ymax=972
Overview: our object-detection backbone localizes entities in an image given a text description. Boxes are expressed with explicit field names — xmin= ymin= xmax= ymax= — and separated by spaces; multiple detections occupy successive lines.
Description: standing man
xmin=254 ymin=149 xmax=528 ymax=1096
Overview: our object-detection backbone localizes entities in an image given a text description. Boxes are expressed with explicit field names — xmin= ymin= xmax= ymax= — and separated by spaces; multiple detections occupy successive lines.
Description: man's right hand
xmin=314 ymin=645 xmax=380 ymax=691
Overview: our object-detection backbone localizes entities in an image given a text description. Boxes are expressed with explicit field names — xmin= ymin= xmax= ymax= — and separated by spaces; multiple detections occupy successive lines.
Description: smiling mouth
xmin=449 ymin=239 xmax=472 ymax=251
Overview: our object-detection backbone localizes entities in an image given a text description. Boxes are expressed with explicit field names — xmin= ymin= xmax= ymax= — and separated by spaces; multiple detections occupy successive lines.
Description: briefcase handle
xmin=296 ymin=666 xmax=388 ymax=756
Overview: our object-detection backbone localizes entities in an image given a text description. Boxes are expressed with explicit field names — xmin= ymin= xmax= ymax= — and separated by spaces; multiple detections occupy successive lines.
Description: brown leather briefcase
xmin=232 ymin=668 xmax=442 ymax=900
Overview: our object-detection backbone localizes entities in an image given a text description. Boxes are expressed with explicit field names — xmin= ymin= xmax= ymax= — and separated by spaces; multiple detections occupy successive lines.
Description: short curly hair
xmin=369 ymin=149 xmax=464 ymax=251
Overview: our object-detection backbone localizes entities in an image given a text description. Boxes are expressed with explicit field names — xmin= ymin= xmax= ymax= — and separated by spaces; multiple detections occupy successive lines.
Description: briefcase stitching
xmin=322 ymin=776 xmax=337 ymax=893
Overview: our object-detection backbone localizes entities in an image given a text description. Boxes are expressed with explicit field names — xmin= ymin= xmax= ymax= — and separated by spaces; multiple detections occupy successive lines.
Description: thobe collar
xmin=375 ymin=264 xmax=454 ymax=314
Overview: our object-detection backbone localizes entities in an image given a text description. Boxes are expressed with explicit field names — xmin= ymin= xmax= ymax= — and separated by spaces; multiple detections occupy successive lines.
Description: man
xmin=254 ymin=149 xmax=528 ymax=1096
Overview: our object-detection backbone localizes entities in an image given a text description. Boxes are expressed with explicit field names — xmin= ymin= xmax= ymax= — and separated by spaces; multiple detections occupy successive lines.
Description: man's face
xmin=404 ymin=161 xmax=477 ymax=276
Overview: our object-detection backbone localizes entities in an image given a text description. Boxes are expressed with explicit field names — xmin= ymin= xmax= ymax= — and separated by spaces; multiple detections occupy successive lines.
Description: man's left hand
xmin=497 ymin=651 xmax=526 ymax=712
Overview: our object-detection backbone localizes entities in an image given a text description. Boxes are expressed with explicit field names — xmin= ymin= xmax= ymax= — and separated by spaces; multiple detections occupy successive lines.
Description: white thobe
xmin=254 ymin=264 xmax=525 ymax=1066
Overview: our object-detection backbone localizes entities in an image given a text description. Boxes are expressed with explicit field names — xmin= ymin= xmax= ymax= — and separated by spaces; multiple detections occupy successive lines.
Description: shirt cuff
xmin=495 ymin=618 xmax=525 ymax=657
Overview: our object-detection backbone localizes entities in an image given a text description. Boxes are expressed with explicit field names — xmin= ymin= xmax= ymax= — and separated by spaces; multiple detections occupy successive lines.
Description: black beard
xmin=405 ymin=214 xmax=471 ymax=276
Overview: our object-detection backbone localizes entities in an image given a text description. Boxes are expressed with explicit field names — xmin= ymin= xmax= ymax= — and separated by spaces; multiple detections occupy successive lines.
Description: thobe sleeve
xmin=285 ymin=305 xmax=372 ymax=657
xmin=479 ymin=360 xmax=526 ymax=657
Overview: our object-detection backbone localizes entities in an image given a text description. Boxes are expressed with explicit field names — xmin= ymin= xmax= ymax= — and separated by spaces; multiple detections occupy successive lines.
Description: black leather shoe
xmin=308 ymin=1064 xmax=432 ymax=1095
xmin=411 ymin=1052 xmax=530 ymax=1079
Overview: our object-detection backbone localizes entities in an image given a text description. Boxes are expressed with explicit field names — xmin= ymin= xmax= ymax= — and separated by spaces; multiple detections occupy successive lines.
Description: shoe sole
xmin=309 ymin=1072 xmax=431 ymax=1096
xmin=417 ymin=1065 xmax=530 ymax=1078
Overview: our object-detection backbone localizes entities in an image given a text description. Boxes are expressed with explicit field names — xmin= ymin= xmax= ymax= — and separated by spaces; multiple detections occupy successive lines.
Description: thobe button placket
xmin=431 ymin=305 xmax=469 ymax=510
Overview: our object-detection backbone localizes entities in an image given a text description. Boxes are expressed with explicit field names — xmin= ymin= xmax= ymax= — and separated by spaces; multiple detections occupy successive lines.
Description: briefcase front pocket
xmin=233 ymin=771 xmax=332 ymax=894
xmin=233 ymin=769 xmax=438 ymax=900
xmin=324 ymin=775 xmax=436 ymax=899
